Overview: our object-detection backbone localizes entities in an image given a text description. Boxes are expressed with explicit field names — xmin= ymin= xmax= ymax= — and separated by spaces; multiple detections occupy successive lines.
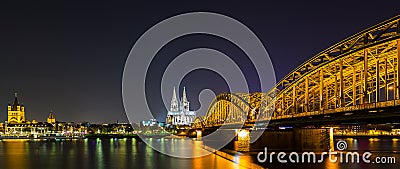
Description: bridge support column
xmin=293 ymin=85 xmax=297 ymax=114
xmin=396 ymin=21 xmax=400 ymax=100
xmin=236 ymin=129 xmax=250 ymax=152
xmin=363 ymin=49 xmax=368 ymax=103
xmin=385 ymin=59 xmax=388 ymax=101
xmin=334 ymin=75 xmax=338 ymax=107
xmin=319 ymin=69 xmax=324 ymax=110
xmin=376 ymin=60 xmax=380 ymax=102
xmin=305 ymin=77 xmax=309 ymax=112
xmin=325 ymin=81 xmax=329 ymax=109
xmin=397 ymin=39 xmax=400 ymax=99
xmin=196 ymin=130 xmax=202 ymax=139
xmin=282 ymin=93 xmax=285 ymax=116
xmin=340 ymin=60 xmax=344 ymax=107
xmin=353 ymin=56 xmax=357 ymax=105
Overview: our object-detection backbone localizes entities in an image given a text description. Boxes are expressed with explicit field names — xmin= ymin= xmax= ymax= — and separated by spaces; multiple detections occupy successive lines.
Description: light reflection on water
xmin=0 ymin=138 xmax=245 ymax=169
xmin=243 ymin=138 xmax=400 ymax=169
xmin=343 ymin=138 xmax=400 ymax=151
xmin=1 ymin=137 xmax=399 ymax=169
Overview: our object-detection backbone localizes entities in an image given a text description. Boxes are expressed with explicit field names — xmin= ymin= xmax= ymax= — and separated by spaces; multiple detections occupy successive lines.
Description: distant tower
xmin=170 ymin=87 xmax=179 ymax=111
xmin=7 ymin=93 xmax=26 ymax=124
xmin=181 ymin=87 xmax=189 ymax=111
xmin=47 ymin=111 xmax=56 ymax=124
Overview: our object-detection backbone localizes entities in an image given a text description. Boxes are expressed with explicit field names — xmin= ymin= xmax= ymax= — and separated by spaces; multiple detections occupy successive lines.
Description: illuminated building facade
xmin=4 ymin=94 xmax=56 ymax=137
xmin=7 ymin=93 xmax=25 ymax=124
xmin=47 ymin=111 xmax=56 ymax=124
xmin=166 ymin=87 xmax=196 ymax=125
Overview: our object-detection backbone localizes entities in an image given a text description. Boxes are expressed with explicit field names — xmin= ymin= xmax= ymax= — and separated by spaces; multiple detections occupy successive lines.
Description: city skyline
xmin=0 ymin=2 xmax=400 ymax=169
xmin=1 ymin=1 xmax=399 ymax=123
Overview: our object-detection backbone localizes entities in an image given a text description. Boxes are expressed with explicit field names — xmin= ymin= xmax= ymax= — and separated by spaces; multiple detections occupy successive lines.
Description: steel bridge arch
xmin=197 ymin=15 xmax=400 ymax=127
xmin=193 ymin=92 xmax=274 ymax=127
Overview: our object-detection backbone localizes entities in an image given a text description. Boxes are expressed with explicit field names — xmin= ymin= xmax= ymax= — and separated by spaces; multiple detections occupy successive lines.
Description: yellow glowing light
xmin=238 ymin=130 xmax=249 ymax=139
xmin=389 ymin=86 xmax=394 ymax=90
xmin=196 ymin=130 xmax=202 ymax=138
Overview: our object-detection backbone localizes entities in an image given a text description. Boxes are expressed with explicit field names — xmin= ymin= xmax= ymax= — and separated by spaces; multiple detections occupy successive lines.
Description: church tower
xmin=47 ymin=111 xmax=56 ymax=124
xmin=166 ymin=87 xmax=196 ymax=126
xmin=7 ymin=93 xmax=25 ymax=124
xmin=181 ymin=87 xmax=190 ymax=111
xmin=170 ymin=87 xmax=179 ymax=112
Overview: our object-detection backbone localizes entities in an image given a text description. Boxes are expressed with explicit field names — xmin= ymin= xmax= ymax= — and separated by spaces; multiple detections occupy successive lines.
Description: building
xmin=47 ymin=111 xmax=56 ymax=124
xmin=4 ymin=93 xmax=54 ymax=137
xmin=166 ymin=87 xmax=196 ymax=125
xmin=0 ymin=123 xmax=4 ymax=134
xmin=5 ymin=123 xmax=52 ymax=137
xmin=141 ymin=119 xmax=157 ymax=127
xmin=7 ymin=93 xmax=25 ymax=124
xmin=140 ymin=119 xmax=160 ymax=132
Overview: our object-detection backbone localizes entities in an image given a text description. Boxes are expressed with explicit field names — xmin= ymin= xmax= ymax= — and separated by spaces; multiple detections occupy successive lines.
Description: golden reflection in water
xmin=325 ymin=160 xmax=339 ymax=169
xmin=192 ymin=139 xmax=204 ymax=158
xmin=3 ymin=141 xmax=28 ymax=169
xmin=192 ymin=154 xmax=205 ymax=169
xmin=345 ymin=138 xmax=357 ymax=149
xmin=192 ymin=153 xmax=245 ymax=169
xmin=233 ymin=154 xmax=258 ymax=168
xmin=329 ymin=127 xmax=334 ymax=151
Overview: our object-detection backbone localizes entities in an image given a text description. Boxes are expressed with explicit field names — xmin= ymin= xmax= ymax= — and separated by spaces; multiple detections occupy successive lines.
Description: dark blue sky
xmin=0 ymin=1 xmax=399 ymax=123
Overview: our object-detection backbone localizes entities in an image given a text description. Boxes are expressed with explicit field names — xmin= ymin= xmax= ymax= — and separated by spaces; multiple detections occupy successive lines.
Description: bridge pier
xmin=235 ymin=129 xmax=251 ymax=151
xmin=196 ymin=130 xmax=202 ymax=139
xmin=197 ymin=127 xmax=333 ymax=152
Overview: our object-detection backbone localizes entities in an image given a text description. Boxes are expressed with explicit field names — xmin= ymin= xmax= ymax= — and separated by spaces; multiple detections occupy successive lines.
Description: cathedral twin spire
xmin=171 ymin=87 xmax=179 ymax=111
xmin=170 ymin=86 xmax=189 ymax=112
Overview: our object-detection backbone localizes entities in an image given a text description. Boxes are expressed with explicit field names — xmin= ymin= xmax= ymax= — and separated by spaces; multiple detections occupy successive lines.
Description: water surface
xmin=0 ymin=138 xmax=244 ymax=169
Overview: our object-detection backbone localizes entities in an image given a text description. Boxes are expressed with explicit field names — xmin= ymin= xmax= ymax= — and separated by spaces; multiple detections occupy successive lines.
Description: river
xmin=1 ymin=137 xmax=399 ymax=169
xmin=0 ymin=138 xmax=244 ymax=169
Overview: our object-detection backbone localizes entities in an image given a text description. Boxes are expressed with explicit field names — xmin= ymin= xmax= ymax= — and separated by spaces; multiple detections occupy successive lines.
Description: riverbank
xmin=334 ymin=135 xmax=400 ymax=138
xmin=85 ymin=134 xmax=140 ymax=139
xmin=202 ymin=143 xmax=264 ymax=169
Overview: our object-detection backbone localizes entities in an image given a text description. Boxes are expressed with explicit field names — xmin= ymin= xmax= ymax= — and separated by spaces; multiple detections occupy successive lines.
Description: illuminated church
xmin=6 ymin=93 xmax=56 ymax=125
xmin=7 ymin=93 xmax=26 ymax=124
xmin=47 ymin=111 xmax=56 ymax=124
xmin=5 ymin=93 xmax=57 ymax=136
xmin=166 ymin=87 xmax=196 ymax=125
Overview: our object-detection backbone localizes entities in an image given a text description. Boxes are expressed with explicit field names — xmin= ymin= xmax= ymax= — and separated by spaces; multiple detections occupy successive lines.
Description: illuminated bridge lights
xmin=193 ymin=15 xmax=400 ymax=129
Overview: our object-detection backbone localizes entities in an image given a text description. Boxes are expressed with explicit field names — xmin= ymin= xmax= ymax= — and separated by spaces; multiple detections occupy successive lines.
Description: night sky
xmin=0 ymin=1 xmax=399 ymax=123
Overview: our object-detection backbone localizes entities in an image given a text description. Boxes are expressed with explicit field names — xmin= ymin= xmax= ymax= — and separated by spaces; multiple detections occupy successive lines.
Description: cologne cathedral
xmin=166 ymin=87 xmax=196 ymax=126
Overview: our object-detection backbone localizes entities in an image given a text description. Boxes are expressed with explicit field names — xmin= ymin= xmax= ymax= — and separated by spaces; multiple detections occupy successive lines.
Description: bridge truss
xmin=194 ymin=15 xmax=400 ymax=128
